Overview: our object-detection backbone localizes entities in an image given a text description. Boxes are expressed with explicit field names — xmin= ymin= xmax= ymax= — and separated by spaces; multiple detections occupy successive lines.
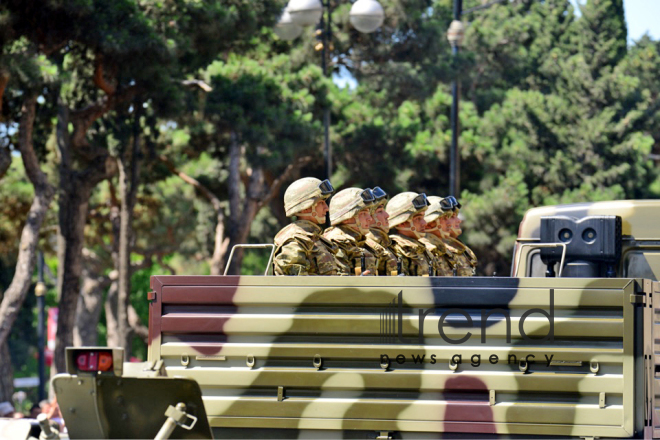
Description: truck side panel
xmin=148 ymin=276 xmax=649 ymax=438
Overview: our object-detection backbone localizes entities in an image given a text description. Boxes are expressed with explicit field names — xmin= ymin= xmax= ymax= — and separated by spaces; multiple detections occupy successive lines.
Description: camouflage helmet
xmin=425 ymin=196 xmax=449 ymax=223
xmin=386 ymin=192 xmax=429 ymax=228
xmin=284 ymin=178 xmax=334 ymax=217
xmin=329 ymin=187 xmax=375 ymax=225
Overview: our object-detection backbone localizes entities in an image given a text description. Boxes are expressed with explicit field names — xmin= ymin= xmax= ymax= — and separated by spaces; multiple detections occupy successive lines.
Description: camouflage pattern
xmin=420 ymin=233 xmax=455 ymax=276
xmin=283 ymin=177 xmax=331 ymax=217
xmin=443 ymin=236 xmax=477 ymax=276
xmin=365 ymin=228 xmax=399 ymax=276
xmin=389 ymin=233 xmax=433 ymax=276
xmin=386 ymin=191 xmax=427 ymax=228
xmin=323 ymin=225 xmax=377 ymax=276
xmin=329 ymin=187 xmax=371 ymax=226
xmin=424 ymin=195 xmax=446 ymax=224
xmin=146 ymin=273 xmax=657 ymax=439
xmin=273 ymin=220 xmax=339 ymax=275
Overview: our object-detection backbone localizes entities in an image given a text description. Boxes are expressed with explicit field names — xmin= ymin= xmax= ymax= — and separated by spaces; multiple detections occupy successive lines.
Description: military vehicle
xmin=49 ymin=200 xmax=660 ymax=439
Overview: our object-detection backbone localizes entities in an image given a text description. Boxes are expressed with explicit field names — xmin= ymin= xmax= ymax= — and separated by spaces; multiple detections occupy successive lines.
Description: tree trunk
xmin=104 ymin=281 xmax=120 ymax=347
xmin=222 ymin=167 xmax=264 ymax=275
xmin=53 ymin=102 xmax=110 ymax=375
xmin=0 ymin=96 xmax=55 ymax=349
xmin=0 ymin=343 xmax=13 ymax=403
xmin=0 ymin=145 xmax=10 ymax=180
xmin=116 ymin=108 xmax=141 ymax=354
xmin=105 ymin=194 xmax=121 ymax=348
xmin=73 ymin=265 xmax=108 ymax=347
xmin=210 ymin=210 xmax=230 ymax=275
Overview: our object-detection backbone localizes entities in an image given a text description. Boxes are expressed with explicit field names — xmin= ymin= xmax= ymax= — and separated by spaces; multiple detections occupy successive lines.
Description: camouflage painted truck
xmin=51 ymin=199 xmax=660 ymax=439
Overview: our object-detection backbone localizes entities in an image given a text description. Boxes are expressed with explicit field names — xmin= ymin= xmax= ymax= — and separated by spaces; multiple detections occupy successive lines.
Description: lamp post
xmin=275 ymin=0 xmax=385 ymax=180
xmin=447 ymin=2 xmax=465 ymax=197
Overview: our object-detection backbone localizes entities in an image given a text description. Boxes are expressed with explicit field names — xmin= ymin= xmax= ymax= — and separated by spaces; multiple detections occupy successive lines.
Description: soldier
xmin=273 ymin=177 xmax=340 ymax=276
xmin=324 ymin=188 xmax=378 ymax=276
xmin=438 ymin=196 xmax=478 ymax=276
xmin=365 ymin=187 xmax=399 ymax=276
xmin=386 ymin=192 xmax=434 ymax=276
xmin=420 ymin=196 xmax=455 ymax=276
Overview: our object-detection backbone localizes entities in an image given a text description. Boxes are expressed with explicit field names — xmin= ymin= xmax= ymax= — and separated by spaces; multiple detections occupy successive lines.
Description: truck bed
xmin=148 ymin=275 xmax=659 ymax=438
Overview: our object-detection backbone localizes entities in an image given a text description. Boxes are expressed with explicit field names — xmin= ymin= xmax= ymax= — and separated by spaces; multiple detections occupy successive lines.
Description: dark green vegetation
xmin=0 ymin=0 xmax=658 ymax=407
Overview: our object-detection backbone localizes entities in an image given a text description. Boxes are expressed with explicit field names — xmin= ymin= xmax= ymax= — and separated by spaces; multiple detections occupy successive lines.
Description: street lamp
xmin=349 ymin=0 xmax=385 ymax=33
xmin=274 ymin=8 xmax=304 ymax=41
xmin=277 ymin=0 xmax=385 ymax=179
xmin=447 ymin=1 xmax=465 ymax=197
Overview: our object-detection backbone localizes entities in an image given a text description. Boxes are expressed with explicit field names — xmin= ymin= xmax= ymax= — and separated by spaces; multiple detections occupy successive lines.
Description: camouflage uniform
xmin=273 ymin=177 xmax=337 ymax=276
xmin=325 ymin=187 xmax=379 ymax=276
xmin=385 ymin=191 xmax=434 ymax=276
xmin=365 ymin=228 xmax=399 ymax=276
xmin=324 ymin=225 xmax=377 ymax=276
xmin=421 ymin=195 xmax=455 ymax=276
xmin=273 ymin=220 xmax=340 ymax=276
xmin=443 ymin=236 xmax=477 ymax=276
xmin=389 ymin=234 xmax=433 ymax=276
xmin=420 ymin=233 xmax=455 ymax=276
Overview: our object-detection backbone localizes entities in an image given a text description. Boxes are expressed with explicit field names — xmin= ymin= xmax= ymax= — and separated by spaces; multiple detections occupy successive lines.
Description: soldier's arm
xmin=273 ymin=241 xmax=311 ymax=276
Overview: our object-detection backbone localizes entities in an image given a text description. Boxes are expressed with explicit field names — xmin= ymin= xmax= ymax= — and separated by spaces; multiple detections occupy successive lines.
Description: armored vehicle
xmin=51 ymin=200 xmax=660 ymax=439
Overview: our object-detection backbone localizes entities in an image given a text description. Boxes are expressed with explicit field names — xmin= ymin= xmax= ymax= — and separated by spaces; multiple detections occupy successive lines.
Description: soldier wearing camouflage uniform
xmin=420 ymin=196 xmax=455 ymax=276
xmin=438 ymin=196 xmax=477 ymax=276
xmin=323 ymin=188 xmax=378 ymax=276
xmin=387 ymin=192 xmax=434 ymax=276
xmin=364 ymin=187 xmax=399 ymax=276
xmin=273 ymin=178 xmax=340 ymax=276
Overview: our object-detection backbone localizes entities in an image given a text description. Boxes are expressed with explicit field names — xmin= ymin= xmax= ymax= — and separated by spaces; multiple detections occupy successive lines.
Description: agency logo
xmin=380 ymin=289 xmax=555 ymax=345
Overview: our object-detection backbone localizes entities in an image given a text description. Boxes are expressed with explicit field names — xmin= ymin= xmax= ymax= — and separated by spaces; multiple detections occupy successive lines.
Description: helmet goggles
xmin=412 ymin=193 xmax=429 ymax=210
xmin=318 ymin=179 xmax=334 ymax=196
xmin=372 ymin=186 xmax=388 ymax=201
xmin=440 ymin=196 xmax=461 ymax=212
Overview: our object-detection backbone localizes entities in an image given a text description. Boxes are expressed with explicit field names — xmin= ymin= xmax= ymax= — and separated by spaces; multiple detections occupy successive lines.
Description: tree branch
xmin=158 ymin=155 xmax=222 ymax=212
xmin=93 ymin=55 xmax=116 ymax=96
xmin=257 ymin=155 xmax=313 ymax=211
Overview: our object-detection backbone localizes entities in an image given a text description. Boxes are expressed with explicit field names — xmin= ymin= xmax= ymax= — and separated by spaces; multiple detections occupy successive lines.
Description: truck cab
xmin=513 ymin=200 xmax=660 ymax=279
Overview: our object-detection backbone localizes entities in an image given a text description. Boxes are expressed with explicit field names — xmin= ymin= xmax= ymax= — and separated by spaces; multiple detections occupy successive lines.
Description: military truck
xmin=50 ymin=200 xmax=660 ymax=439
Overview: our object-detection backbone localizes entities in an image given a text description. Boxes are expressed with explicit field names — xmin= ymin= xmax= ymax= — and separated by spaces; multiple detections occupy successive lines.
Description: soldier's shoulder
xmin=275 ymin=221 xmax=319 ymax=248
xmin=423 ymin=235 xmax=449 ymax=254
xmin=390 ymin=234 xmax=417 ymax=247
xmin=324 ymin=226 xmax=356 ymax=244
xmin=390 ymin=234 xmax=424 ymax=257
xmin=443 ymin=237 xmax=464 ymax=254
xmin=419 ymin=237 xmax=437 ymax=253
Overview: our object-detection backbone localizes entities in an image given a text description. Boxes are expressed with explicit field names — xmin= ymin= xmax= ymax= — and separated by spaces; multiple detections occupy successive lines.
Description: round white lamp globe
xmin=287 ymin=0 xmax=324 ymax=27
xmin=275 ymin=8 xmax=303 ymax=40
xmin=349 ymin=0 xmax=384 ymax=34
